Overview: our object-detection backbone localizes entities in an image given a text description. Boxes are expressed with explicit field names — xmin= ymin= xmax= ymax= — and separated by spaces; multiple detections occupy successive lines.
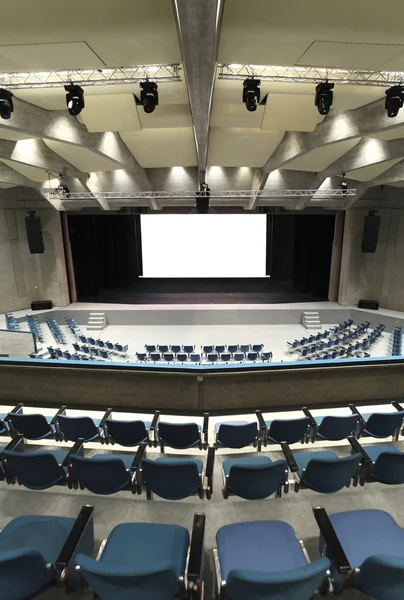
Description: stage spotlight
xmin=315 ymin=81 xmax=334 ymax=115
xmin=340 ymin=174 xmax=348 ymax=195
xmin=385 ymin=85 xmax=404 ymax=118
xmin=242 ymin=78 xmax=261 ymax=112
xmin=0 ymin=89 xmax=13 ymax=120
xmin=196 ymin=183 xmax=210 ymax=213
xmin=64 ymin=84 xmax=84 ymax=116
xmin=56 ymin=183 xmax=71 ymax=198
xmin=140 ymin=80 xmax=159 ymax=113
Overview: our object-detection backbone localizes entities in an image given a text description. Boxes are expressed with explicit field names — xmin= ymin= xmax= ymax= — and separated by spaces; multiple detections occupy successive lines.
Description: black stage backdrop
xmin=68 ymin=214 xmax=142 ymax=299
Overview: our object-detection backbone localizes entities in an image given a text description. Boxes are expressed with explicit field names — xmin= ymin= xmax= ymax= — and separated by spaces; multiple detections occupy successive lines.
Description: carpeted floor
xmin=1 ymin=443 xmax=399 ymax=598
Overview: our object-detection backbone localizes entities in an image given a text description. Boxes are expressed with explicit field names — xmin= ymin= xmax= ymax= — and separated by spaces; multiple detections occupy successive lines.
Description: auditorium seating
xmin=25 ymin=314 xmax=44 ymax=341
xmin=352 ymin=403 xmax=404 ymax=440
xmin=103 ymin=409 xmax=151 ymax=446
xmin=139 ymin=343 xmax=272 ymax=364
xmin=389 ymin=327 xmax=403 ymax=356
xmin=154 ymin=412 xmax=209 ymax=451
xmin=215 ymin=520 xmax=330 ymax=600
xmin=214 ymin=421 xmax=259 ymax=449
xmin=4 ymin=312 xmax=19 ymax=331
xmin=304 ymin=409 xmax=360 ymax=441
xmin=46 ymin=317 xmax=65 ymax=343
xmin=314 ymin=506 xmax=404 ymax=598
xmin=349 ymin=436 xmax=404 ymax=486
xmin=221 ymin=455 xmax=288 ymax=499
xmin=65 ymin=315 xmax=82 ymax=337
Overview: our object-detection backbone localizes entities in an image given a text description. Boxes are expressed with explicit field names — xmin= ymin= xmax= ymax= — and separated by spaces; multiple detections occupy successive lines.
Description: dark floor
xmin=80 ymin=278 xmax=325 ymax=305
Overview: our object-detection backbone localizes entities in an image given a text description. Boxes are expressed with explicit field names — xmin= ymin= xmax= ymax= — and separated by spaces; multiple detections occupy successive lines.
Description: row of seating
xmin=46 ymin=317 xmax=65 ymax=343
xmin=287 ymin=319 xmax=356 ymax=350
xmin=3 ymin=402 xmax=404 ymax=450
xmin=64 ymin=315 xmax=83 ymax=337
xmin=25 ymin=314 xmax=44 ymax=341
xmin=77 ymin=335 xmax=128 ymax=355
xmin=389 ymin=326 xmax=403 ymax=356
xmin=136 ymin=349 xmax=273 ymax=363
xmin=300 ymin=323 xmax=385 ymax=361
xmin=145 ymin=343 xmax=265 ymax=354
xmin=295 ymin=321 xmax=373 ymax=356
xmin=47 ymin=346 xmax=112 ymax=362
xmin=72 ymin=343 xmax=114 ymax=360
xmin=4 ymin=312 xmax=19 ymax=331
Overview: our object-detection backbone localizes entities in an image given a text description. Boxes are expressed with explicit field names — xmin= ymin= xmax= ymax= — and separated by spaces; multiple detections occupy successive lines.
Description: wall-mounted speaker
xmin=358 ymin=299 xmax=379 ymax=310
xmin=31 ymin=300 xmax=53 ymax=310
xmin=361 ymin=210 xmax=380 ymax=253
xmin=25 ymin=211 xmax=44 ymax=254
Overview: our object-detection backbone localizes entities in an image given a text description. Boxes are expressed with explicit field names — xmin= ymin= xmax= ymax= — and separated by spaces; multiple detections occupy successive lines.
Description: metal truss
xmin=48 ymin=189 xmax=356 ymax=200
xmin=0 ymin=65 xmax=181 ymax=89
xmin=218 ymin=64 xmax=404 ymax=87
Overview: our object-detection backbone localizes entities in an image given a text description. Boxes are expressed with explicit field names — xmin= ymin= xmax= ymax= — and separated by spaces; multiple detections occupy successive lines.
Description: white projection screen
xmin=141 ymin=214 xmax=267 ymax=277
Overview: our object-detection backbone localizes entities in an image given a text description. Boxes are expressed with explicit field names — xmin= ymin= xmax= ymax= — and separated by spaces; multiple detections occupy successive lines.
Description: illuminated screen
xmin=140 ymin=214 xmax=267 ymax=277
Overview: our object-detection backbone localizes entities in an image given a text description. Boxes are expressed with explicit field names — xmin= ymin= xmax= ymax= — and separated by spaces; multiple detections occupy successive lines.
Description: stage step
xmin=302 ymin=311 xmax=321 ymax=330
xmin=87 ymin=312 xmax=106 ymax=331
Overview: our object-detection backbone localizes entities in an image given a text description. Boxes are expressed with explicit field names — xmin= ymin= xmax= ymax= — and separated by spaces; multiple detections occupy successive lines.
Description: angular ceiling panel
xmin=283 ymin=139 xmax=361 ymax=172
xmin=0 ymin=129 xmax=35 ymax=141
xmin=0 ymin=158 xmax=48 ymax=182
xmin=211 ymin=103 xmax=264 ymax=128
xmin=0 ymin=42 xmax=104 ymax=71
xmin=372 ymin=126 xmax=404 ymax=141
xmin=346 ymin=157 xmax=404 ymax=181
xmin=120 ymin=128 xmax=197 ymax=168
xmin=80 ymin=95 xmax=141 ymax=133
xmin=297 ymin=41 xmax=404 ymax=70
xmin=138 ymin=105 xmax=192 ymax=129
xmin=43 ymin=140 xmax=120 ymax=173
xmin=208 ymin=128 xmax=284 ymax=167
xmin=262 ymin=93 xmax=324 ymax=132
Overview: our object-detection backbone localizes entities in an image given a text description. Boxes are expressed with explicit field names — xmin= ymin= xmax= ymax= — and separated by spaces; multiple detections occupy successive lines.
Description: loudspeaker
xmin=31 ymin=300 xmax=53 ymax=311
xmin=358 ymin=299 xmax=379 ymax=310
xmin=361 ymin=210 xmax=380 ymax=253
xmin=25 ymin=211 xmax=44 ymax=254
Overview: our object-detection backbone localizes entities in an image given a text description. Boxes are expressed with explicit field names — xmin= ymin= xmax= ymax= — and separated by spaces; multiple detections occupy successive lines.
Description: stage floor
xmin=79 ymin=277 xmax=326 ymax=305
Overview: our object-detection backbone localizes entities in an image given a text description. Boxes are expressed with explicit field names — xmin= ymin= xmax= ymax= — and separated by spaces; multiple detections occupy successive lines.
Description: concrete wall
xmin=339 ymin=208 xmax=404 ymax=311
xmin=0 ymin=208 xmax=69 ymax=314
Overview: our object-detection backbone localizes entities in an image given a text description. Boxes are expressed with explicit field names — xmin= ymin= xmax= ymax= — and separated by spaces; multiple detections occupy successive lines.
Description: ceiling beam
xmin=173 ymin=0 xmax=224 ymax=184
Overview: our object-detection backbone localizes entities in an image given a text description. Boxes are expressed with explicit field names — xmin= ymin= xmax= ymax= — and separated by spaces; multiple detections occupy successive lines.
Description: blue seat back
xmin=317 ymin=415 xmax=359 ymax=441
xmin=145 ymin=344 xmax=156 ymax=352
xmin=190 ymin=353 xmax=201 ymax=362
xmin=227 ymin=345 xmax=238 ymax=353
xmin=170 ymin=345 xmax=181 ymax=353
xmin=207 ymin=353 xmax=218 ymax=362
xmin=176 ymin=353 xmax=188 ymax=362
xmin=141 ymin=459 xmax=201 ymax=500
xmin=70 ymin=455 xmax=130 ymax=495
xmin=217 ymin=423 xmax=257 ymax=448
xmin=158 ymin=422 xmax=200 ymax=449
xmin=3 ymin=450 xmax=65 ymax=490
xmin=75 ymin=555 xmax=180 ymax=600
xmin=183 ymin=345 xmax=194 ymax=353
xmin=364 ymin=412 xmax=404 ymax=438
xmin=357 ymin=554 xmax=404 ymax=600
xmin=163 ymin=353 xmax=174 ymax=362
xmin=105 ymin=420 xmax=148 ymax=447
xmin=372 ymin=452 xmax=404 ymax=484
xmin=150 ymin=352 xmax=161 ymax=361
xmin=228 ymin=460 xmax=286 ymax=500
xmin=226 ymin=558 xmax=330 ymax=600
xmin=8 ymin=413 xmax=52 ymax=440
xmin=302 ymin=454 xmax=361 ymax=493
xmin=203 ymin=345 xmax=214 ymax=353
xmin=221 ymin=352 xmax=231 ymax=362
xmin=158 ymin=345 xmax=168 ymax=353
xmin=0 ymin=549 xmax=55 ymax=600
xmin=57 ymin=415 xmax=99 ymax=442
xmin=215 ymin=345 xmax=226 ymax=353
xmin=267 ymin=417 xmax=310 ymax=444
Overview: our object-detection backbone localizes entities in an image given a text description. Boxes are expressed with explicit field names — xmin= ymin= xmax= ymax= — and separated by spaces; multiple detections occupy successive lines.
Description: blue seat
xmin=215 ymin=421 xmax=258 ymax=449
xmin=220 ymin=352 xmax=231 ymax=362
xmin=319 ymin=508 xmax=404 ymax=598
xmin=360 ymin=411 xmax=404 ymax=439
xmin=227 ymin=344 xmax=238 ymax=353
xmin=170 ymin=345 xmax=181 ymax=353
xmin=216 ymin=521 xmax=330 ymax=600
xmin=76 ymin=522 xmax=190 ymax=600
xmin=207 ymin=352 xmax=218 ymax=362
xmin=145 ymin=344 xmax=156 ymax=353
xmin=79 ymin=335 xmax=87 ymax=343
xmin=358 ymin=444 xmax=404 ymax=485
xmin=7 ymin=412 xmax=54 ymax=440
xmin=115 ymin=344 xmax=128 ymax=354
xmin=252 ymin=344 xmax=264 ymax=352
xmin=183 ymin=345 xmax=194 ymax=353
xmin=190 ymin=352 xmax=202 ymax=362
xmin=55 ymin=348 xmax=64 ymax=358
xmin=141 ymin=457 xmax=204 ymax=500
xmin=136 ymin=352 xmax=147 ymax=361
xmin=163 ymin=352 xmax=175 ymax=362
xmin=157 ymin=345 xmax=169 ymax=354
xmin=100 ymin=350 xmax=111 ymax=360
xmin=233 ymin=352 xmax=245 ymax=361
xmin=202 ymin=345 xmax=214 ymax=354
xmin=70 ymin=453 xmax=136 ymax=495
xmin=261 ymin=351 xmax=272 ymax=361
xmin=3 ymin=447 xmax=78 ymax=490
xmin=293 ymin=450 xmax=361 ymax=493
xmin=215 ymin=345 xmax=226 ymax=353
xmin=266 ymin=416 xmax=310 ymax=445
xmin=239 ymin=344 xmax=250 ymax=353
xmin=56 ymin=415 xmax=102 ymax=442
xmin=96 ymin=339 xmax=106 ymax=348
xmin=246 ymin=351 xmax=258 ymax=361
xmin=106 ymin=342 xmax=114 ymax=351
xmin=222 ymin=456 xmax=287 ymax=499
xmin=87 ymin=337 xmax=96 ymax=346
xmin=157 ymin=422 xmax=201 ymax=450
xmin=176 ymin=352 xmax=188 ymax=362
xmin=0 ymin=508 xmax=93 ymax=600
xmin=105 ymin=419 xmax=150 ymax=447
xmin=313 ymin=414 xmax=359 ymax=441
xmin=150 ymin=352 xmax=162 ymax=362
xmin=73 ymin=343 xmax=81 ymax=353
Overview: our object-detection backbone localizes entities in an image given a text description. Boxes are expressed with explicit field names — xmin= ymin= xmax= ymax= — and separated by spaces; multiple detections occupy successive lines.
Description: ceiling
xmin=0 ymin=0 xmax=404 ymax=210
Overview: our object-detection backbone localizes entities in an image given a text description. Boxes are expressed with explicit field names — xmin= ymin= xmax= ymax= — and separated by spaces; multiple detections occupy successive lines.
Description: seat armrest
xmin=99 ymin=408 xmax=113 ymax=428
xmin=349 ymin=404 xmax=364 ymax=423
xmin=280 ymin=442 xmax=298 ymax=473
xmin=202 ymin=413 xmax=209 ymax=446
xmin=313 ymin=507 xmax=351 ymax=573
xmin=55 ymin=505 xmax=94 ymax=570
xmin=347 ymin=436 xmax=372 ymax=465
xmin=62 ymin=439 xmax=84 ymax=467
xmin=0 ymin=434 xmax=24 ymax=459
xmin=187 ymin=513 xmax=206 ymax=590
xmin=51 ymin=405 xmax=66 ymax=425
xmin=5 ymin=403 xmax=23 ymax=421
xmin=130 ymin=442 xmax=147 ymax=472
xmin=255 ymin=410 xmax=267 ymax=442
xmin=392 ymin=401 xmax=404 ymax=412
xmin=150 ymin=411 xmax=160 ymax=446
xmin=302 ymin=407 xmax=316 ymax=427
xmin=205 ymin=447 xmax=215 ymax=499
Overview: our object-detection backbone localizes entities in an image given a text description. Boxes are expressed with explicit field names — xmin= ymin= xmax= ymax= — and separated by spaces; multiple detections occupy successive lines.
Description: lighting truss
xmin=218 ymin=64 xmax=404 ymax=87
xmin=0 ymin=65 xmax=181 ymax=89
xmin=48 ymin=189 xmax=356 ymax=201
